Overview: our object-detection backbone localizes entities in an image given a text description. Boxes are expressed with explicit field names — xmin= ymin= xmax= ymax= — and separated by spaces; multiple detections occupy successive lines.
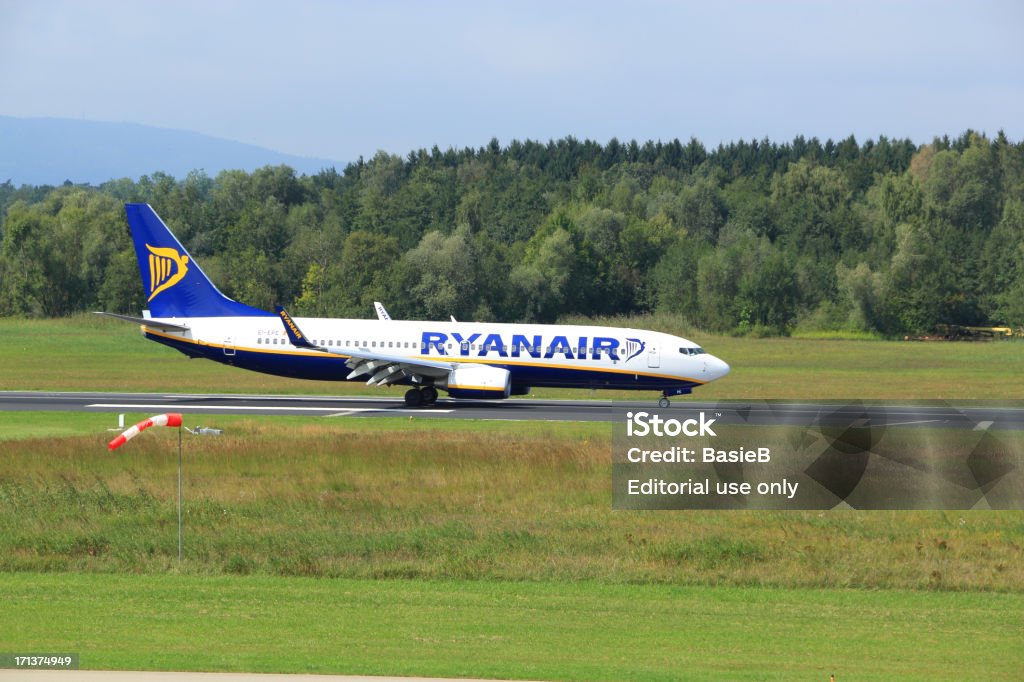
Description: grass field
xmin=4 ymin=572 xmax=1022 ymax=681
xmin=1 ymin=314 xmax=1023 ymax=399
xmin=2 ymin=416 xmax=1023 ymax=591
xmin=1 ymin=316 xmax=1023 ymax=679
xmin=0 ymin=417 xmax=1022 ymax=681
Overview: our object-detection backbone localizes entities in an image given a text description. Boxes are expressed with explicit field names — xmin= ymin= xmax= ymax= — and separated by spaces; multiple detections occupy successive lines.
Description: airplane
xmin=98 ymin=203 xmax=730 ymax=408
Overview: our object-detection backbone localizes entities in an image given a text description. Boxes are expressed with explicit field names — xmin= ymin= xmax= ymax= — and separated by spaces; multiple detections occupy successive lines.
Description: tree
xmin=510 ymin=226 xmax=576 ymax=322
xmin=324 ymin=230 xmax=401 ymax=318
xmin=397 ymin=226 xmax=480 ymax=320
xmin=649 ymin=236 xmax=707 ymax=319
xmin=836 ymin=262 xmax=887 ymax=332
xmin=0 ymin=201 xmax=48 ymax=315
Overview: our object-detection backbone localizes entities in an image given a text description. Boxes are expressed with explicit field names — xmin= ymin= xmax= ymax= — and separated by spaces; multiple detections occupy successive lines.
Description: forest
xmin=1 ymin=130 xmax=1022 ymax=336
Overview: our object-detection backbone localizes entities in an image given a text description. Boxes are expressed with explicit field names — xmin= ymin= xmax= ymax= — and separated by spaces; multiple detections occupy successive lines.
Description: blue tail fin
xmin=125 ymin=203 xmax=272 ymax=318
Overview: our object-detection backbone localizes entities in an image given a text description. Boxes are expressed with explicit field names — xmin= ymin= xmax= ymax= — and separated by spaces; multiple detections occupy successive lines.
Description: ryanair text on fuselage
xmin=420 ymin=331 xmax=629 ymax=361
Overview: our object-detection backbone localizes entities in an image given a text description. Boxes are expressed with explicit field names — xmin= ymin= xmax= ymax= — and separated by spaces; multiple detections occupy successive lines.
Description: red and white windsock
xmin=108 ymin=413 xmax=183 ymax=451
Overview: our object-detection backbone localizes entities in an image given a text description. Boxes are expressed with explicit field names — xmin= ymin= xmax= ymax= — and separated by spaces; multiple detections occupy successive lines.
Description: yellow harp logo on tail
xmin=145 ymin=244 xmax=189 ymax=302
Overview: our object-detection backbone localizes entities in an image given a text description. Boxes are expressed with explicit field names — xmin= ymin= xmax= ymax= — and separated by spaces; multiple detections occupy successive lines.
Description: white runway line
xmin=88 ymin=404 xmax=343 ymax=412
xmin=324 ymin=409 xmax=455 ymax=417
xmin=878 ymin=419 xmax=941 ymax=427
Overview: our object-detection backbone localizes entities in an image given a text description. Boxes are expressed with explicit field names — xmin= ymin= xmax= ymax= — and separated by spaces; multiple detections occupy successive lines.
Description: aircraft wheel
xmin=404 ymin=388 xmax=424 ymax=407
xmin=658 ymin=396 xmax=671 ymax=408
xmin=422 ymin=386 xmax=438 ymax=404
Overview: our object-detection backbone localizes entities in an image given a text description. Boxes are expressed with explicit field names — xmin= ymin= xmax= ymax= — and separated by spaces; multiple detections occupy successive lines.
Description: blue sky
xmin=1 ymin=0 xmax=1021 ymax=163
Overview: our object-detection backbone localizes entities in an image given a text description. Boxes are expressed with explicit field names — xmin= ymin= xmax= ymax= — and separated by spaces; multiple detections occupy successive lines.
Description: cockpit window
xmin=679 ymin=347 xmax=705 ymax=356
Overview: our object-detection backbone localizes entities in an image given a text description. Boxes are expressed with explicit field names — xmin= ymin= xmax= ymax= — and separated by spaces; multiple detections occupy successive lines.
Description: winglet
xmin=374 ymin=301 xmax=392 ymax=321
xmin=276 ymin=306 xmax=318 ymax=349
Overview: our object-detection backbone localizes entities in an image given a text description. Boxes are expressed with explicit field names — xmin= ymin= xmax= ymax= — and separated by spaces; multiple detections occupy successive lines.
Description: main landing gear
xmin=404 ymin=386 xmax=439 ymax=407
xmin=658 ymin=396 xmax=671 ymax=408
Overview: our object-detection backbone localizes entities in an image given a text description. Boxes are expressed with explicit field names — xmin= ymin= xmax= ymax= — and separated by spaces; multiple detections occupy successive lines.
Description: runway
xmin=2 ymin=391 xmax=1023 ymax=430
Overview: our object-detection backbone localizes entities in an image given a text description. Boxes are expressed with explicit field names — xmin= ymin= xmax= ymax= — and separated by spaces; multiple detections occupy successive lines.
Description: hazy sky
xmin=1 ymin=0 xmax=1021 ymax=163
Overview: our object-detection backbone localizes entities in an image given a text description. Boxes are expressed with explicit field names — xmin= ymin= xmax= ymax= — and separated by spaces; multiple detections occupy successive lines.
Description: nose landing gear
xmin=659 ymin=386 xmax=692 ymax=408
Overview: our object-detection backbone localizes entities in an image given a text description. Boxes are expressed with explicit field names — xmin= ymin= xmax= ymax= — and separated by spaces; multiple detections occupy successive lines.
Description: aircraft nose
xmin=708 ymin=355 xmax=730 ymax=381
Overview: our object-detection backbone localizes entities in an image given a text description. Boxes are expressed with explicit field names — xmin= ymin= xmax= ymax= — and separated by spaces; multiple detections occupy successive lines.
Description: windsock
xmin=108 ymin=413 xmax=183 ymax=451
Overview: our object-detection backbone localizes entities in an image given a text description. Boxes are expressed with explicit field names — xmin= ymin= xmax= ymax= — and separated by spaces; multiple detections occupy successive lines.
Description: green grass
xmin=2 ymin=416 xmax=1022 ymax=591
xmin=0 ymin=410 xmax=605 ymax=442
xmin=2 ymin=314 xmax=1023 ymax=399
xmin=790 ymin=329 xmax=887 ymax=340
xmin=2 ymin=572 xmax=1022 ymax=681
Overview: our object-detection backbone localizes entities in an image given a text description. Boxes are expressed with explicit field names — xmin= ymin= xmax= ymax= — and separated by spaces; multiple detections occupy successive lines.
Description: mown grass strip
xmin=3 ymin=572 xmax=1022 ymax=682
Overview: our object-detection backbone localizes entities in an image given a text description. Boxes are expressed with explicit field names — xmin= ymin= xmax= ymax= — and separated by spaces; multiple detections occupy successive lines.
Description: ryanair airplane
xmin=100 ymin=204 xmax=729 ymax=407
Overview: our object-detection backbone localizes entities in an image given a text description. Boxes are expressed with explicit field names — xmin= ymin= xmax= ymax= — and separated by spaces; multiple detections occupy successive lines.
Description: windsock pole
xmin=107 ymin=413 xmax=185 ymax=561
xmin=177 ymin=424 xmax=182 ymax=562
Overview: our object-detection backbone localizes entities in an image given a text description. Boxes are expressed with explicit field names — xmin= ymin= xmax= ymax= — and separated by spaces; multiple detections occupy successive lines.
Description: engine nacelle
xmin=444 ymin=365 xmax=511 ymax=400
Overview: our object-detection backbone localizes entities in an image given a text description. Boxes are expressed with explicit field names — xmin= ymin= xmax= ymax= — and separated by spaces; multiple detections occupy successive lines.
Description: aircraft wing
xmin=276 ymin=307 xmax=455 ymax=386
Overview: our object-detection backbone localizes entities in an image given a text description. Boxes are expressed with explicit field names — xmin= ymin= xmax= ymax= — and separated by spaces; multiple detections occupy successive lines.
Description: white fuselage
xmin=141 ymin=316 xmax=730 ymax=393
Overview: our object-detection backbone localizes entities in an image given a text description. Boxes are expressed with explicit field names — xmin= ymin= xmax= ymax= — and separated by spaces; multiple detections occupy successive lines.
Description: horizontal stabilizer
xmin=94 ymin=311 xmax=190 ymax=332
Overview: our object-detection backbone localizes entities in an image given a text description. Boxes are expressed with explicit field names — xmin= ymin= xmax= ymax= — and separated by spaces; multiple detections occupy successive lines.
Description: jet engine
xmin=444 ymin=365 xmax=511 ymax=399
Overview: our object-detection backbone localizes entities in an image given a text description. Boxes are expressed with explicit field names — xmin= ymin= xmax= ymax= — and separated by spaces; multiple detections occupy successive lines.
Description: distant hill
xmin=0 ymin=116 xmax=342 ymax=186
